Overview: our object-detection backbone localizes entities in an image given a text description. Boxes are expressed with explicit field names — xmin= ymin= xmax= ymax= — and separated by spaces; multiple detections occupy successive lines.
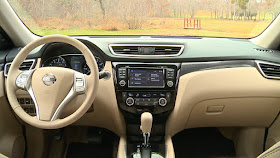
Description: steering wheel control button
xmin=16 ymin=70 xmax=34 ymax=90
xmin=119 ymin=80 xmax=126 ymax=87
xmin=42 ymin=73 xmax=56 ymax=86
xmin=167 ymin=81 xmax=174 ymax=87
xmin=159 ymin=98 xmax=167 ymax=107
xmin=126 ymin=97 xmax=134 ymax=106
xmin=74 ymin=72 xmax=86 ymax=94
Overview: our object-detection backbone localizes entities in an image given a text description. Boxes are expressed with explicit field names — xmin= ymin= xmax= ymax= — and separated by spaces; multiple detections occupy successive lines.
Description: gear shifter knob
xmin=140 ymin=112 xmax=153 ymax=133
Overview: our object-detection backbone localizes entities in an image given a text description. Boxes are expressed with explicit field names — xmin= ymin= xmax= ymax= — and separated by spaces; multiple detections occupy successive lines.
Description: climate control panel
xmin=122 ymin=92 xmax=171 ymax=107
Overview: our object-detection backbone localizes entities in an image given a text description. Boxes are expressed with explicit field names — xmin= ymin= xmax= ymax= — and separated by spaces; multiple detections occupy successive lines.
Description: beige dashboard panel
xmin=166 ymin=67 xmax=280 ymax=136
xmin=73 ymin=61 xmax=126 ymax=136
xmin=187 ymin=97 xmax=280 ymax=128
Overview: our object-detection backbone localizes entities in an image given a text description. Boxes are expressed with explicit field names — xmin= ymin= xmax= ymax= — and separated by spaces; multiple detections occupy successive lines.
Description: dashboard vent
xmin=109 ymin=44 xmax=184 ymax=57
xmin=4 ymin=59 xmax=36 ymax=77
xmin=256 ymin=61 xmax=280 ymax=79
xmin=154 ymin=46 xmax=182 ymax=55
xmin=110 ymin=46 xmax=139 ymax=55
xmin=255 ymin=48 xmax=274 ymax=53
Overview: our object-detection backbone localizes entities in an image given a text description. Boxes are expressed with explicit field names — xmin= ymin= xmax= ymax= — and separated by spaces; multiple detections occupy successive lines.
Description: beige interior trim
xmin=117 ymin=136 xmax=127 ymax=158
xmin=258 ymin=140 xmax=280 ymax=158
xmin=265 ymin=112 xmax=280 ymax=150
xmin=165 ymin=135 xmax=175 ymax=158
xmin=251 ymin=14 xmax=280 ymax=49
xmin=0 ymin=72 xmax=25 ymax=158
xmin=166 ymin=67 xmax=280 ymax=136
xmin=0 ymin=0 xmax=37 ymax=46
xmin=0 ymin=153 xmax=8 ymax=158
xmin=233 ymin=127 xmax=265 ymax=158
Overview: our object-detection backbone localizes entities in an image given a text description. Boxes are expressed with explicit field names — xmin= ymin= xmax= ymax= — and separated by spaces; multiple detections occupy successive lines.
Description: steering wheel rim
xmin=6 ymin=35 xmax=99 ymax=129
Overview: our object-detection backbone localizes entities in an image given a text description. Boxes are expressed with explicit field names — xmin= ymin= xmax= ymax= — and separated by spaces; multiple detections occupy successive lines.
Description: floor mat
xmin=66 ymin=142 xmax=114 ymax=158
xmin=66 ymin=128 xmax=117 ymax=158
xmin=172 ymin=128 xmax=236 ymax=158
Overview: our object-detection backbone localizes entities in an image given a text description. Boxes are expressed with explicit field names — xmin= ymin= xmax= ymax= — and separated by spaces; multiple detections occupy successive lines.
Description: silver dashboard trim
xmin=108 ymin=44 xmax=185 ymax=57
xmin=4 ymin=59 xmax=36 ymax=77
xmin=255 ymin=60 xmax=280 ymax=80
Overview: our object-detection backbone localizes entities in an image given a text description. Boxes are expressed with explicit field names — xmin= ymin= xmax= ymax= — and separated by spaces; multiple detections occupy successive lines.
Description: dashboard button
xmin=167 ymin=81 xmax=174 ymax=87
xmin=166 ymin=92 xmax=171 ymax=102
xmin=122 ymin=92 xmax=127 ymax=102
xmin=159 ymin=98 xmax=167 ymax=107
xmin=119 ymin=80 xmax=126 ymax=87
xmin=126 ymin=97 xmax=134 ymax=106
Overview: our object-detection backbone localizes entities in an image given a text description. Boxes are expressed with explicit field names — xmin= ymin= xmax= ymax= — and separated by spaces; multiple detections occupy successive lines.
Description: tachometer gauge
xmin=83 ymin=57 xmax=105 ymax=75
xmin=95 ymin=57 xmax=105 ymax=71
xmin=83 ymin=64 xmax=91 ymax=75
xmin=48 ymin=57 xmax=67 ymax=67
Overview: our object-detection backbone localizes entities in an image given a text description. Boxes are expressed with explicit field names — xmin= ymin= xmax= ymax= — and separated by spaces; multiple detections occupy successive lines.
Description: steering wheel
xmin=6 ymin=35 xmax=99 ymax=129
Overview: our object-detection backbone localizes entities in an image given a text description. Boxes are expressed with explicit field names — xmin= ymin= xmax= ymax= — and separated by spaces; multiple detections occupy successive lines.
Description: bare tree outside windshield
xmin=8 ymin=0 xmax=280 ymax=38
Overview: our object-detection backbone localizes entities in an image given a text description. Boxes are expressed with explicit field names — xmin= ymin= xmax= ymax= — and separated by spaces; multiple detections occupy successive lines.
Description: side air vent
xmin=256 ymin=61 xmax=280 ymax=79
xmin=4 ymin=59 xmax=36 ymax=77
xmin=109 ymin=44 xmax=184 ymax=57
xmin=255 ymin=48 xmax=274 ymax=53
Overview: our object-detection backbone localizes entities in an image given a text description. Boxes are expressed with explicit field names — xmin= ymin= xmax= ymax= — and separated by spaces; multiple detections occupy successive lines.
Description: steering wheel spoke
xmin=15 ymin=70 xmax=35 ymax=90
xmin=50 ymin=72 xmax=86 ymax=121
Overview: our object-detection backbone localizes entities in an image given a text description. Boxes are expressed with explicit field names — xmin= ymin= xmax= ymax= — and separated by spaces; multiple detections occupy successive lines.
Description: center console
xmin=113 ymin=63 xmax=180 ymax=116
xmin=112 ymin=62 xmax=180 ymax=157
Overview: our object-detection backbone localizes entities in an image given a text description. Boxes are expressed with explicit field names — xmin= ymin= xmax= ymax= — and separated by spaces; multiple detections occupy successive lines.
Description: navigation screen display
xmin=128 ymin=68 xmax=164 ymax=88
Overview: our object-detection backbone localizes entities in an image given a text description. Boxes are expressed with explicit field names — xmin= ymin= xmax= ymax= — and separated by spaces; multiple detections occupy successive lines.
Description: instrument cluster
xmin=42 ymin=55 xmax=105 ymax=74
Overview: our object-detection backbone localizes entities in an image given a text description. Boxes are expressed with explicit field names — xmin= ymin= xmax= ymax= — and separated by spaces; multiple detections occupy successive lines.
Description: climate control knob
xmin=158 ymin=98 xmax=167 ymax=107
xmin=119 ymin=80 xmax=126 ymax=87
xmin=167 ymin=81 xmax=174 ymax=87
xmin=126 ymin=97 xmax=134 ymax=106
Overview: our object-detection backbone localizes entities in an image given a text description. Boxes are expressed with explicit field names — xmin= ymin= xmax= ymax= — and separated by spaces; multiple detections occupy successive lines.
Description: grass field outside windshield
xmin=8 ymin=0 xmax=280 ymax=38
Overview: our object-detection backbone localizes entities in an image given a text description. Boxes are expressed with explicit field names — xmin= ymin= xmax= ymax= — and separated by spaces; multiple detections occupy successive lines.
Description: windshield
xmin=7 ymin=0 xmax=280 ymax=38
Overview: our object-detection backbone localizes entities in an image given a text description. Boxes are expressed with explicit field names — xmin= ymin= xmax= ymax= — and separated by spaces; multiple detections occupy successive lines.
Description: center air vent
xmin=4 ymin=59 xmax=36 ymax=77
xmin=109 ymin=44 xmax=184 ymax=57
xmin=256 ymin=61 xmax=280 ymax=79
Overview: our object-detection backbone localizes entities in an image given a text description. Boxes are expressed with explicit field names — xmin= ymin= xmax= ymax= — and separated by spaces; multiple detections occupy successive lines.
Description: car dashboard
xmin=3 ymin=36 xmax=280 ymax=157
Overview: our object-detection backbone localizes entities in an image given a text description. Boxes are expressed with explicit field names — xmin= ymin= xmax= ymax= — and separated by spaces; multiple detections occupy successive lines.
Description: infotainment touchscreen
xmin=128 ymin=68 xmax=164 ymax=88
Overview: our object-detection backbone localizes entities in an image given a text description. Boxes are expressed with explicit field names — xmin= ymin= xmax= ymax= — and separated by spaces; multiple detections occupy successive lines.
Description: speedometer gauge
xmin=48 ymin=57 xmax=67 ymax=67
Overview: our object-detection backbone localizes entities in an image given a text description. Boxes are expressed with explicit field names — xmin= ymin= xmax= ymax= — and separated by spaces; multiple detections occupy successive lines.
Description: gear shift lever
xmin=140 ymin=112 xmax=153 ymax=147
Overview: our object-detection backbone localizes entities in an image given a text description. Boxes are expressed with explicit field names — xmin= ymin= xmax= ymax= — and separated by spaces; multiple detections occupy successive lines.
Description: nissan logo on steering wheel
xmin=42 ymin=73 xmax=56 ymax=86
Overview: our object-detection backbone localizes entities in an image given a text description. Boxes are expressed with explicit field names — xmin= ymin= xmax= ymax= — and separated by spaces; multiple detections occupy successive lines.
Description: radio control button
xmin=160 ymin=93 xmax=166 ymax=97
xmin=122 ymin=92 xmax=127 ymax=102
xmin=135 ymin=101 xmax=140 ymax=106
xmin=166 ymin=92 xmax=171 ymax=102
xmin=159 ymin=98 xmax=167 ymax=107
xmin=167 ymin=81 xmax=174 ymax=87
xmin=152 ymin=98 xmax=158 ymax=102
xmin=119 ymin=80 xmax=126 ymax=87
xmin=126 ymin=97 xmax=134 ymax=106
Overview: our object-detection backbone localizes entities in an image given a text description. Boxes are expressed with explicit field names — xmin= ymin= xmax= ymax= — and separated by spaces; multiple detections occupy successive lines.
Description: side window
xmin=0 ymin=27 xmax=13 ymax=51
